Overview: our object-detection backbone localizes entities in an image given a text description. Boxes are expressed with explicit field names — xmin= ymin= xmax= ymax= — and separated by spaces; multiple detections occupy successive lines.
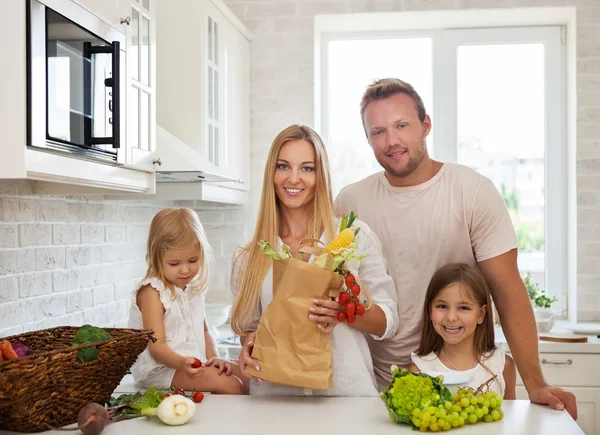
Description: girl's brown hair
xmin=230 ymin=124 xmax=337 ymax=337
xmin=142 ymin=207 xmax=212 ymax=299
xmin=417 ymin=263 xmax=495 ymax=358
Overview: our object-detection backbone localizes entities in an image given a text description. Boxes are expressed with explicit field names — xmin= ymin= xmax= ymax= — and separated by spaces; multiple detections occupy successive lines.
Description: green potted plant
xmin=523 ymin=273 xmax=557 ymax=332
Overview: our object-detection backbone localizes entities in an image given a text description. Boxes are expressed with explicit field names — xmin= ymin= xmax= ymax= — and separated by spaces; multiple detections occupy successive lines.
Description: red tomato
xmin=192 ymin=391 xmax=205 ymax=403
xmin=355 ymin=304 xmax=365 ymax=316
xmin=174 ymin=388 xmax=185 ymax=395
xmin=346 ymin=314 xmax=356 ymax=324
xmin=336 ymin=311 xmax=346 ymax=322
xmin=345 ymin=274 xmax=355 ymax=287
xmin=344 ymin=302 xmax=356 ymax=316
xmin=351 ymin=284 xmax=361 ymax=297
xmin=191 ymin=357 xmax=203 ymax=368
xmin=339 ymin=292 xmax=351 ymax=304
xmin=161 ymin=393 xmax=171 ymax=400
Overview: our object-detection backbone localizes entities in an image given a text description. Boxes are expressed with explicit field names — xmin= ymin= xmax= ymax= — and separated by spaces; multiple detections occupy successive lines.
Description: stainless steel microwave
xmin=28 ymin=0 xmax=125 ymax=164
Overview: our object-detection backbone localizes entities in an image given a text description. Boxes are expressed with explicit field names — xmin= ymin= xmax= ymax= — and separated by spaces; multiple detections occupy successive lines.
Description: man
xmin=334 ymin=78 xmax=577 ymax=419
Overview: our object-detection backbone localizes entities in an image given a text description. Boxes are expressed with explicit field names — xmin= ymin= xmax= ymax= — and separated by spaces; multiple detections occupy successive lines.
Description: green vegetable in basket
xmin=72 ymin=324 xmax=112 ymax=363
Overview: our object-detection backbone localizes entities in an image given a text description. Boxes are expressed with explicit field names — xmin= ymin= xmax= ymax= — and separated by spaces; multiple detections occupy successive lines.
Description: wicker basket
xmin=0 ymin=326 xmax=154 ymax=433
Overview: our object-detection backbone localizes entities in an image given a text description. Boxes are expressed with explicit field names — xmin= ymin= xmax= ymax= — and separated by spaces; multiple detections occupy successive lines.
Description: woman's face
xmin=273 ymin=139 xmax=317 ymax=211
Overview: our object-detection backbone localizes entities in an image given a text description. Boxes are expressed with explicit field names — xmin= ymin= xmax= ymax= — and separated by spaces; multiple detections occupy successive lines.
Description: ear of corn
xmin=323 ymin=227 xmax=355 ymax=253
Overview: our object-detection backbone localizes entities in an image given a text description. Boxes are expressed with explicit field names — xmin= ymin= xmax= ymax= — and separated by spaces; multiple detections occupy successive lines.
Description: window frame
xmin=315 ymin=8 xmax=576 ymax=320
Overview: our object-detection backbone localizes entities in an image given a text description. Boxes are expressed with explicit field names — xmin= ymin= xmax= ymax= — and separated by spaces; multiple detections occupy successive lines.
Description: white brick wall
xmin=0 ymin=181 xmax=246 ymax=338
xmin=223 ymin=0 xmax=600 ymax=321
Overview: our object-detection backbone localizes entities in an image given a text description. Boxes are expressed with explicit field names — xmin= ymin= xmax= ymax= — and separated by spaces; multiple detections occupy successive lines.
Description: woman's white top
xmin=411 ymin=348 xmax=507 ymax=397
xmin=129 ymin=277 xmax=207 ymax=388
xmin=231 ymin=218 xmax=399 ymax=396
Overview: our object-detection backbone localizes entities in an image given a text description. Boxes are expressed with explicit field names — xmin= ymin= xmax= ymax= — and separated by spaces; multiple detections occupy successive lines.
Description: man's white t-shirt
xmin=334 ymin=163 xmax=518 ymax=390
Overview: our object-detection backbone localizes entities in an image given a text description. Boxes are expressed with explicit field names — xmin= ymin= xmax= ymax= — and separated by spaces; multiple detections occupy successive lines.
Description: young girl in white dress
xmin=129 ymin=207 xmax=248 ymax=394
xmin=409 ymin=263 xmax=516 ymax=399
xmin=229 ymin=124 xmax=399 ymax=396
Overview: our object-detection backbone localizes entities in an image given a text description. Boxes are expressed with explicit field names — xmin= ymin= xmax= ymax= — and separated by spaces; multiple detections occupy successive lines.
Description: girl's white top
xmin=231 ymin=218 xmax=399 ymax=397
xmin=129 ymin=277 xmax=207 ymax=388
xmin=411 ymin=348 xmax=507 ymax=397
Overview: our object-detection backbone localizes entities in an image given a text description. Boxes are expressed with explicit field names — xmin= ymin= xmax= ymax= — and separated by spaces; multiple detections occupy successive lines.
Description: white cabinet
xmin=514 ymin=353 xmax=600 ymax=435
xmin=124 ymin=0 xmax=157 ymax=171
xmin=154 ymin=0 xmax=251 ymax=204
xmin=0 ymin=0 xmax=155 ymax=194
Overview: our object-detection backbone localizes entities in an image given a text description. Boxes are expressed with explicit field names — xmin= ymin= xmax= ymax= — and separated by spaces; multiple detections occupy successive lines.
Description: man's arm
xmin=479 ymin=249 xmax=577 ymax=419
xmin=478 ymin=249 xmax=543 ymax=389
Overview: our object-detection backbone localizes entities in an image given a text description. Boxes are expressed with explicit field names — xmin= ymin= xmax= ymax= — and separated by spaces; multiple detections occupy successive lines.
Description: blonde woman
xmin=230 ymin=125 xmax=399 ymax=396
xmin=129 ymin=207 xmax=246 ymax=394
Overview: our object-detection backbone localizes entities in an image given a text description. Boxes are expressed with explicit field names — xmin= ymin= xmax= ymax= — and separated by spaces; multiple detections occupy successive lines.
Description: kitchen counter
xmin=0 ymin=396 xmax=582 ymax=435
xmin=495 ymin=324 xmax=600 ymax=354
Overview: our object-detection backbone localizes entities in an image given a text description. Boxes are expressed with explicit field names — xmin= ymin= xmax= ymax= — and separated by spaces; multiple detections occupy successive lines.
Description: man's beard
xmin=377 ymin=138 xmax=427 ymax=178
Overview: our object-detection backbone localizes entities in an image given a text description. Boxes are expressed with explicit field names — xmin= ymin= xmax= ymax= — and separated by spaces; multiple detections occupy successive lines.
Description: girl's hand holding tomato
xmin=181 ymin=357 xmax=204 ymax=378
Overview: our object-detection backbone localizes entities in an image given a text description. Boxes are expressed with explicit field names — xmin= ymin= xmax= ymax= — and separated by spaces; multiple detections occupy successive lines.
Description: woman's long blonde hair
xmin=143 ymin=207 xmax=212 ymax=299
xmin=230 ymin=125 xmax=336 ymax=336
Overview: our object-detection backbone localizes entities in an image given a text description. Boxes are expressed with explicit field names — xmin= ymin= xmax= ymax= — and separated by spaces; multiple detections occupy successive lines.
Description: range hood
xmin=155 ymin=125 xmax=238 ymax=184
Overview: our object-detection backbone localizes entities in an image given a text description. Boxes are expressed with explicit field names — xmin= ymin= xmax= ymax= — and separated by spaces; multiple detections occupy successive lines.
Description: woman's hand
xmin=309 ymin=298 xmax=343 ymax=334
xmin=239 ymin=332 xmax=261 ymax=373
xmin=205 ymin=357 xmax=233 ymax=375
xmin=180 ymin=357 xmax=204 ymax=379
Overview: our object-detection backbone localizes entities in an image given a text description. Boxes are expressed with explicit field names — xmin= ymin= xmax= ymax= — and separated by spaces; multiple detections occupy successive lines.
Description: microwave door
xmin=82 ymin=41 xmax=120 ymax=149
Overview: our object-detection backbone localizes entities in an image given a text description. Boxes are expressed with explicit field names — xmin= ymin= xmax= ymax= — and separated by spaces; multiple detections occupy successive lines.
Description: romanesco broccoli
xmin=380 ymin=365 xmax=451 ymax=424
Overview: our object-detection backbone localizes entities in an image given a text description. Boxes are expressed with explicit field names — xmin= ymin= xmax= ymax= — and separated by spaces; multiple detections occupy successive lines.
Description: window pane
xmin=129 ymin=87 xmax=139 ymax=148
xmin=140 ymin=91 xmax=149 ymax=151
xmin=130 ymin=8 xmax=139 ymax=81
xmin=456 ymin=43 xmax=546 ymax=287
xmin=327 ymin=38 xmax=433 ymax=197
xmin=214 ymin=22 xmax=219 ymax=65
xmin=141 ymin=16 xmax=150 ymax=85
xmin=208 ymin=124 xmax=214 ymax=163
xmin=214 ymin=71 xmax=219 ymax=121
xmin=208 ymin=17 xmax=213 ymax=62
xmin=142 ymin=0 xmax=149 ymax=10
xmin=208 ymin=67 xmax=213 ymax=119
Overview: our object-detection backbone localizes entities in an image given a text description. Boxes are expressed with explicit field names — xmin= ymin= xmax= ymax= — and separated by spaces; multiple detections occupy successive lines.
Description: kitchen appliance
xmin=28 ymin=0 xmax=125 ymax=164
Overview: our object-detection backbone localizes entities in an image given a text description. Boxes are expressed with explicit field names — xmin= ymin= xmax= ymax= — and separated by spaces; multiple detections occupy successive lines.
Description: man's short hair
xmin=360 ymin=78 xmax=427 ymax=132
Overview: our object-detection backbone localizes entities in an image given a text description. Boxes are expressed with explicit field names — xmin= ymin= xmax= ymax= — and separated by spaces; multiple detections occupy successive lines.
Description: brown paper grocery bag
xmin=245 ymin=257 xmax=344 ymax=389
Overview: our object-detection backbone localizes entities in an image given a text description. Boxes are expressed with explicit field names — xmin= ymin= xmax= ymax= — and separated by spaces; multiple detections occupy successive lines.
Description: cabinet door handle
xmin=541 ymin=358 xmax=572 ymax=365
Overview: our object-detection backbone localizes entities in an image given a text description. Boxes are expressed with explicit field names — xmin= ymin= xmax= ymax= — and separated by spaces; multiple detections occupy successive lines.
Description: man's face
xmin=363 ymin=93 xmax=431 ymax=179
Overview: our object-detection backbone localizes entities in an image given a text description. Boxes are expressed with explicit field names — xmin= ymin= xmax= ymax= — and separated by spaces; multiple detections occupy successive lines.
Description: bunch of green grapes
xmin=409 ymin=388 xmax=504 ymax=432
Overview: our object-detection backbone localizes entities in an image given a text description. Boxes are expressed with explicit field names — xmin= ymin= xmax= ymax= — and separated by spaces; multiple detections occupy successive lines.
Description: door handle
xmin=541 ymin=358 xmax=572 ymax=365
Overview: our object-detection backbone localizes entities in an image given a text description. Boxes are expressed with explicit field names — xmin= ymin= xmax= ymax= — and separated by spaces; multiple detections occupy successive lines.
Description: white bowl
xmin=205 ymin=304 xmax=232 ymax=336
xmin=423 ymin=371 xmax=473 ymax=394
xmin=536 ymin=317 xmax=554 ymax=333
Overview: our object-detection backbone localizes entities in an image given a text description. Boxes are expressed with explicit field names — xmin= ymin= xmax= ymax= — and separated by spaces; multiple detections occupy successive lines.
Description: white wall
xmin=222 ymin=0 xmax=600 ymax=321
xmin=0 ymin=180 xmax=246 ymax=338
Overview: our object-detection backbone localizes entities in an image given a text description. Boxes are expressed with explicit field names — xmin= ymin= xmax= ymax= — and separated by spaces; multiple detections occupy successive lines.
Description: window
xmin=319 ymin=24 xmax=567 ymax=314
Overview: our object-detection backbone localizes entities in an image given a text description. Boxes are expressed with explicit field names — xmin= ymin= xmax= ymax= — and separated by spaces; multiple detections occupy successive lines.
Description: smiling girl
xmin=409 ymin=263 xmax=516 ymax=399
xmin=129 ymin=208 xmax=247 ymax=394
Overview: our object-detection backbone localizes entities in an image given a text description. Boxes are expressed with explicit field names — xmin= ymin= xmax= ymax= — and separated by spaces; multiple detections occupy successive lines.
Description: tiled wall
xmin=0 ymin=180 xmax=246 ymax=338
xmin=222 ymin=0 xmax=600 ymax=321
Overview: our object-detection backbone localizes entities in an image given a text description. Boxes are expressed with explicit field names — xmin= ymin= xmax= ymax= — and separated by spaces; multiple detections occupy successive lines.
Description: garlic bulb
xmin=155 ymin=395 xmax=196 ymax=426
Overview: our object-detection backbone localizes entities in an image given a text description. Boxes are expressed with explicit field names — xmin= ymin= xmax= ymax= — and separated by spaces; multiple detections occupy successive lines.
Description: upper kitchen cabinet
xmin=155 ymin=0 xmax=252 ymax=204
xmin=72 ymin=0 xmax=132 ymax=31
xmin=124 ymin=0 xmax=157 ymax=171
xmin=0 ymin=0 xmax=155 ymax=194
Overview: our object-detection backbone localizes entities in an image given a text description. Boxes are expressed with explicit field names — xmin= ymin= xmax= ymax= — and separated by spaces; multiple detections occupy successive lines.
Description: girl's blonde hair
xmin=417 ymin=263 xmax=495 ymax=358
xmin=230 ymin=124 xmax=336 ymax=336
xmin=143 ymin=207 xmax=212 ymax=299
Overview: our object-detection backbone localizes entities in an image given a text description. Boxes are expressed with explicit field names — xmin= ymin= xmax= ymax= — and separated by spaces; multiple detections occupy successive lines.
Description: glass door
xmin=46 ymin=8 xmax=120 ymax=153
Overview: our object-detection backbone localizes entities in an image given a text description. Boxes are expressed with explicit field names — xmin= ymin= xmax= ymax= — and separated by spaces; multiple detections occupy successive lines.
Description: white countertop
xmin=0 ymin=396 xmax=581 ymax=435
xmin=495 ymin=323 xmax=600 ymax=354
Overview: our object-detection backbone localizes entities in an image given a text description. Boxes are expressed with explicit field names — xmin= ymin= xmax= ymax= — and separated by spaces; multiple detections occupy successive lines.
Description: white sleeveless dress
xmin=129 ymin=277 xmax=208 ymax=388
xmin=411 ymin=348 xmax=506 ymax=397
